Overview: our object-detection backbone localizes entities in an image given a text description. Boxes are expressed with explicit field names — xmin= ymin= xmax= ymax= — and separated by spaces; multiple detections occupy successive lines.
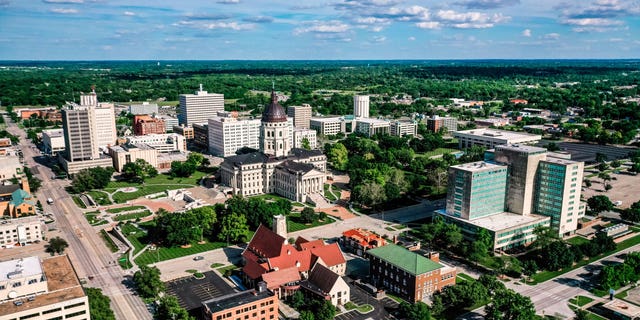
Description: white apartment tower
xmin=208 ymin=117 xmax=262 ymax=157
xmin=353 ymin=95 xmax=370 ymax=118
xmin=260 ymin=91 xmax=291 ymax=157
xmin=179 ymin=84 xmax=224 ymax=126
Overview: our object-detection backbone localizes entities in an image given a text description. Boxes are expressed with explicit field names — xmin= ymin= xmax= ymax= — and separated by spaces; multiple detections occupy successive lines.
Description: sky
xmin=1 ymin=0 xmax=639 ymax=60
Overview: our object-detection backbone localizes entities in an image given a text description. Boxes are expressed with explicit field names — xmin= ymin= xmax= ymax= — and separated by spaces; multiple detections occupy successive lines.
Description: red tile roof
xmin=342 ymin=228 xmax=386 ymax=250
xmin=262 ymin=266 xmax=301 ymax=289
xmin=244 ymin=225 xmax=286 ymax=259
xmin=311 ymin=243 xmax=345 ymax=267
xmin=299 ymin=239 xmax=325 ymax=251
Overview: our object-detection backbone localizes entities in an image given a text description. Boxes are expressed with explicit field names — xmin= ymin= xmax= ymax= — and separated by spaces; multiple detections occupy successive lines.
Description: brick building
xmin=202 ymin=283 xmax=278 ymax=320
xmin=341 ymin=228 xmax=387 ymax=256
xmin=133 ymin=114 xmax=166 ymax=135
xmin=367 ymin=244 xmax=456 ymax=302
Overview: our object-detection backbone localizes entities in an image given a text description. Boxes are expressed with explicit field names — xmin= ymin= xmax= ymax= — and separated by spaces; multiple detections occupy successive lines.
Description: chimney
xmin=429 ymin=252 xmax=440 ymax=263
xmin=257 ymin=281 xmax=267 ymax=293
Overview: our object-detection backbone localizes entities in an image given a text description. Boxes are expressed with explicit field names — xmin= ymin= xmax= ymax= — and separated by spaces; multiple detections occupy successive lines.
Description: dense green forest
xmin=1 ymin=60 xmax=639 ymax=119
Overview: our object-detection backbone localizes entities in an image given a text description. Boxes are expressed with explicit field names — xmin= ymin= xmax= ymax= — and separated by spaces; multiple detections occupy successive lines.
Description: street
xmin=5 ymin=116 xmax=151 ymax=320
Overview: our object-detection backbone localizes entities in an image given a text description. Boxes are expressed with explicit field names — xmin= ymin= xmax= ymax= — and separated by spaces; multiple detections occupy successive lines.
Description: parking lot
xmin=165 ymin=271 xmax=236 ymax=313
xmin=546 ymin=142 xmax=637 ymax=163
xmin=335 ymin=283 xmax=398 ymax=320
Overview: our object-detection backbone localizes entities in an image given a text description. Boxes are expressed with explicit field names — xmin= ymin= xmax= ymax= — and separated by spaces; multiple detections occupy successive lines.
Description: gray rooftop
xmin=203 ymin=289 xmax=274 ymax=314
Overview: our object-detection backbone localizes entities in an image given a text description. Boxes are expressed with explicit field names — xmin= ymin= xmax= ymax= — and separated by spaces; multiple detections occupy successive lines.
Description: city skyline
xmin=1 ymin=0 xmax=639 ymax=60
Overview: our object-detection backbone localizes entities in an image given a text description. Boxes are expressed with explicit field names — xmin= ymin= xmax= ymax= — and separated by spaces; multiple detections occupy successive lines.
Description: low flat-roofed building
xmin=129 ymin=102 xmax=159 ymax=115
xmin=355 ymin=118 xmax=390 ymax=137
xmin=0 ymin=216 xmax=43 ymax=246
xmin=58 ymin=154 xmax=114 ymax=175
xmin=426 ymin=115 xmax=458 ymax=133
xmin=602 ymin=299 xmax=640 ymax=320
xmin=390 ymin=120 xmax=417 ymax=137
xmin=202 ymin=284 xmax=278 ymax=320
xmin=157 ymin=115 xmax=178 ymax=132
xmin=475 ymin=118 xmax=510 ymax=127
xmin=41 ymin=128 xmax=66 ymax=156
xmin=157 ymin=152 xmax=188 ymax=171
xmin=126 ymin=133 xmax=186 ymax=153
xmin=0 ymin=155 xmax=23 ymax=181
xmin=109 ymin=143 xmax=159 ymax=172
xmin=310 ymin=117 xmax=355 ymax=136
xmin=341 ymin=228 xmax=387 ymax=256
xmin=0 ymin=255 xmax=89 ymax=320
xmin=0 ymin=138 xmax=11 ymax=148
xmin=133 ymin=114 xmax=166 ymax=136
xmin=453 ymin=128 xmax=541 ymax=149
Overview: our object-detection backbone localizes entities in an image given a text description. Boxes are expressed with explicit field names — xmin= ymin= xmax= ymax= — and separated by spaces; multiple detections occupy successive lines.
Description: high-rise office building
xmin=535 ymin=158 xmax=584 ymax=235
xmin=208 ymin=117 xmax=262 ymax=157
xmin=62 ymin=106 xmax=98 ymax=162
xmin=426 ymin=115 xmax=458 ymax=133
xmin=353 ymin=95 xmax=370 ymax=118
xmin=287 ymin=104 xmax=312 ymax=128
xmin=94 ymin=103 xmax=117 ymax=150
xmin=178 ymin=84 xmax=224 ymax=126
xmin=446 ymin=161 xmax=508 ymax=220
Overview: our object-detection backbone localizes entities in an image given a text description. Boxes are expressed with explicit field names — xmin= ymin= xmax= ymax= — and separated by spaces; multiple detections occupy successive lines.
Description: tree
xmin=122 ymin=159 xmax=157 ymax=183
xmin=155 ymin=296 xmax=194 ymax=320
xmin=521 ymin=260 xmax=538 ymax=279
xmin=299 ymin=311 xmax=315 ymax=320
xmin=574 ymin=309 xmax=590 ymax=320
xmin=353 ymin=182 xmax=387 ymax=210
xmin=326 ymin=142 xmax=348 ymax=171
xmin=621 ymin=202 xmax=640 ymax=223
xmin=587 ymin=195 xmax=614 ymax=215
xmin=289 ymin=291 xmax=305 ymax=309
xmin=301 ymin=137 xmax=311 ymax=150
xmin=170 ymin=161 xmax=196 ymax=178
xmin=45 ymin=237 xmax=68 ymax=255
xmin=604 ymin=183 xmax=613 ymax=192
xmin=218 ymin=212 xmax=249 ymax=244
xmin=155 ymin=207 xmax=217 ymax=246
xmin=398 ymin=301 xmax=431 ymax=320
xmin=595 ymin=152 xmax=608 ymax=164
xmin=133 ymin=265 xmax=164 ymax=299
xmin=444 ymin=224 xmax=463 ymax=248
xmin=484 ymin=289 xmax=536 ymax=320
xmin=86 ymin=287 xmax=116 ymax=320
xmin=315 ymin=300 xmax=336 ymax=320
xmin=300 ymin=207 xmax=315 ymax=223
xmin=532 ymin=226 xmax=558 ymax=249
xmin=71 ymin=167 xmax=114 ymax=193
xmin=583 ymin=179 xmax=592 ymax=189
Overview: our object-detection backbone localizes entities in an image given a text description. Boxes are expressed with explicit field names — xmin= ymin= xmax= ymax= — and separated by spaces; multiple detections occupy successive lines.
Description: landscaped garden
xmin=114 ymin=210 xmax=152 ymax=222
xmin=120 ymin=223 xmax=148 ymax=255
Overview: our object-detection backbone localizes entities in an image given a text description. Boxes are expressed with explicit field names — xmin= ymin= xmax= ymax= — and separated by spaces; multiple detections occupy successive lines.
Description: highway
xmin=5 ymin=116 xmax=151 ymax=320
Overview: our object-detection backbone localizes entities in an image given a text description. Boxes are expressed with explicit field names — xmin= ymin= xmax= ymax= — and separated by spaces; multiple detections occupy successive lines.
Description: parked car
xmin=193 ymin=256 xmax=204 ymax=261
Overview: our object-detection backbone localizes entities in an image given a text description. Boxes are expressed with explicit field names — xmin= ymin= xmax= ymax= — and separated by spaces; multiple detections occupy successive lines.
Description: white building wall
xmin=353 ymin=95 xmax=370 ymax=118
xmin=129 ymin=102 xmax=159 ymax=115
xmin=208 ymin=117 xmax=262 ymax=157
xmin=126 ymin=133 xmax=186 ymax=153
xmin=179 ymin=87 xmax=224 ymax=126
xmin=94 ymin=104 xmax=117 ymax=151
xmin=293 ymin=129 xmax=318 ymax=149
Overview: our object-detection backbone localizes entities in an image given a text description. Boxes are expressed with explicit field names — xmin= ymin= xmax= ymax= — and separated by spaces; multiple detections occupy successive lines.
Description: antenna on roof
xmin=199 ymin=83 xmax=203 ymax=92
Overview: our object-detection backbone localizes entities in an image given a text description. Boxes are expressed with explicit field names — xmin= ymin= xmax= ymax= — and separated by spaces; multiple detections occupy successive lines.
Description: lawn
xmin=120 ymin=223 xmax=148 ymax=255
xmin=134 ymin=241 xmax=227 ymax=266
xmin=566 ymin=236 xmax=591 ymax=246
xmin=87 ymin=190 xmax=112 ymax=206
xmin=72 ymin=195 xmax=86 ymax=209
xmin=457 ymin=273 xmax=475 ymax=282
xmin=84 ymin=211 xmax=100 ymax=224
xmin=419 ymin=148 xmax=460 ymax=158
xmin=569 ymin=296 xmax=594 ymax=307
xmin=111 ymin=185 xmax=188 ymax=203
xmin=106 ymin=205 xmax=146 ymax=214
xmin=531 ymin=233 xmax=640 ymax=284
xmin=287 ymin=212 xmax=334 ymax=232
xmin=100 ymin=230 xmax=118 ymax=253
xmin=324 ymin=184 xmax=338 ymax=201
xmin=105 ymin=171 xmax=207 ymax=189
xmin=113 ymin=210 xmax=152 ymax=222
xmin=217 ymin=265 xmax=237 ymax=277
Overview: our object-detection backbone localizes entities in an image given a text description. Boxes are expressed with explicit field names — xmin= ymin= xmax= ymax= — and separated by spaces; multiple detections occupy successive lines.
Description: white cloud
xmin=373 ymin=35 xmax=386 ymax=42
xmin=543 ymin=33 xmax=560 ymax=39
xmin=374 ymin=5 xmax=509 ymax=29
xmin=50 ymin=8 xmax=78 ymax=14
xmin=123 ymin=11 xmax=135 ymax=16
xmin=522 ymin=29 xmax=531 ymax=37
xmin=456 ymin=0 xmax=520 ymax=9
xmin=101 ymin=45 xmax=113 ymax=50
xmin=562 ymin=18 xmax=623 ymax=26
xmin=415 ymin=21 xmax=441 ymax=29
xmin=203 ymin=22 xmax=254 ymax=30
xmin=408 ymin=36 xmax=416 ymax=41
xmin=294 ymin=21 xmax=351 ymax=35
xmin=217 ymin=0 xmax=240 ymax=3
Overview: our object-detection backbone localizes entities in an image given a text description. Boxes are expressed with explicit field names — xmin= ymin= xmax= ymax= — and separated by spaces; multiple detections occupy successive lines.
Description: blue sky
xmin=1 ymin=0 xmax=639 ymax=60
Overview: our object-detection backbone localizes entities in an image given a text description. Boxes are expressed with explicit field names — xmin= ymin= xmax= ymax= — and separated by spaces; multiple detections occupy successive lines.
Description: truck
xmin=47 ymin=198 xmax=54 ymax=204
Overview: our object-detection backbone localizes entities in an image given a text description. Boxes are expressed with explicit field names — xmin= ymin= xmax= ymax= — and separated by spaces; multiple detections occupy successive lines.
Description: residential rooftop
xmin=366 ymin=244 xmax=443 ymax=275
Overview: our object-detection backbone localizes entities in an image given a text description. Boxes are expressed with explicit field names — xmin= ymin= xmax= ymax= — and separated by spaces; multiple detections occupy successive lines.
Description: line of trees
xmin=132 ymin=265 xmax=193 ymax=320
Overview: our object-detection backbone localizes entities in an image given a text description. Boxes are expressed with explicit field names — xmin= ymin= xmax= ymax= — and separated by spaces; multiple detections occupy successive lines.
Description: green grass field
xmin=72 ymin=195 xmax=87 ymax=209
xmin=114 ymin=210 xmax=152 ymax=221
xmin=569 ymin=296 xmax=594 ymax=307
xmin=106 ymin=171 xmax=207 ymax=189
xmin=87 ymin=190 xmax=112 ymax=206
xmin=100 ymin=230 xmax=118 ymax=253
xmin=566 ymin=236 xmax=590 ymax=246
xmin=106 ymin=205 xmax=146 ymax=213
xmin=134 ymin=241 xmax=227 ymax=266
xmin=119 ymin=223 xmax=149 ymax=255
xmin=324 ymin=184 xmax=339 ymax=201
xmin=110 ymin=185 xmax=189 ymax=203
xmin=287 ymin=212 xmax=334 ymax=232
xmin=419 ymin=148 xmax=460 ymax=158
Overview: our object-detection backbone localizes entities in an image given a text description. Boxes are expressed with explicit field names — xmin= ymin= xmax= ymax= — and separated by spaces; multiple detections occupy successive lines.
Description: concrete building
xmin=310 ymin=116 xmax=355 ymax=136
xmin=0 ymin=155 xmax=23 ymax=181
xmin=426 ymin=115 xmax=458 ymax=133
xmin=193 ymin=123 xmax=209 ymax=149
xmin=0 ymin=216 xmax=43 ymax=246
xmin=109 ymin=144 xmax=158 ymax=172
xmin=367 ymin=244 xmax=456 ymax=302
xmin=179 ymin=84 xmax=224 ymax=126
xmin=287 ymin=104 xmax=312 ymax=129
xmin=208 ymin=117 xmax=261 ymax=157
xmin=129 ymin=102 xmax=159 ymax=115
xmin=353 ymin=95 xmax=370 ymax=118
xmin=41 ymin=129 xmax=65 ymax=156
xmin=292 ymin=128 xmax=317 ymax=150
xmin=157 ymin=115 xmax=178 ymax=132
xmin=475 ymin=118 xmax=510 ymax=127
xmin=126 ymin=133 xmax=186 ymax=153
xmin=62 ymin=106 xmax=98 ymax=162
xmin=453 ymin=128 xmax=542 ymax=149
xmin=202 ymin=284 xmax=278 ymax=320
xmin=173 ymin=125 xmax=194 ymax=140
xmin=94 ymin=103 xmax=117 ymax=151
xmin=220 ymin=92 xmax=327 ymax=202
xmin=133 ymin=114 xmax=166 ymax=136
xmin=390 ymin=120 xmax=417 ymax=137
xmin=355 ymin=118 xmax=390 ymax=137
xmin=17 ymin=108 xmax=62 ymax=122
xmin=439 ymin=144 xmax=584 ymax=251
xmin=0 ymin=256 xmax=90 ymax=320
